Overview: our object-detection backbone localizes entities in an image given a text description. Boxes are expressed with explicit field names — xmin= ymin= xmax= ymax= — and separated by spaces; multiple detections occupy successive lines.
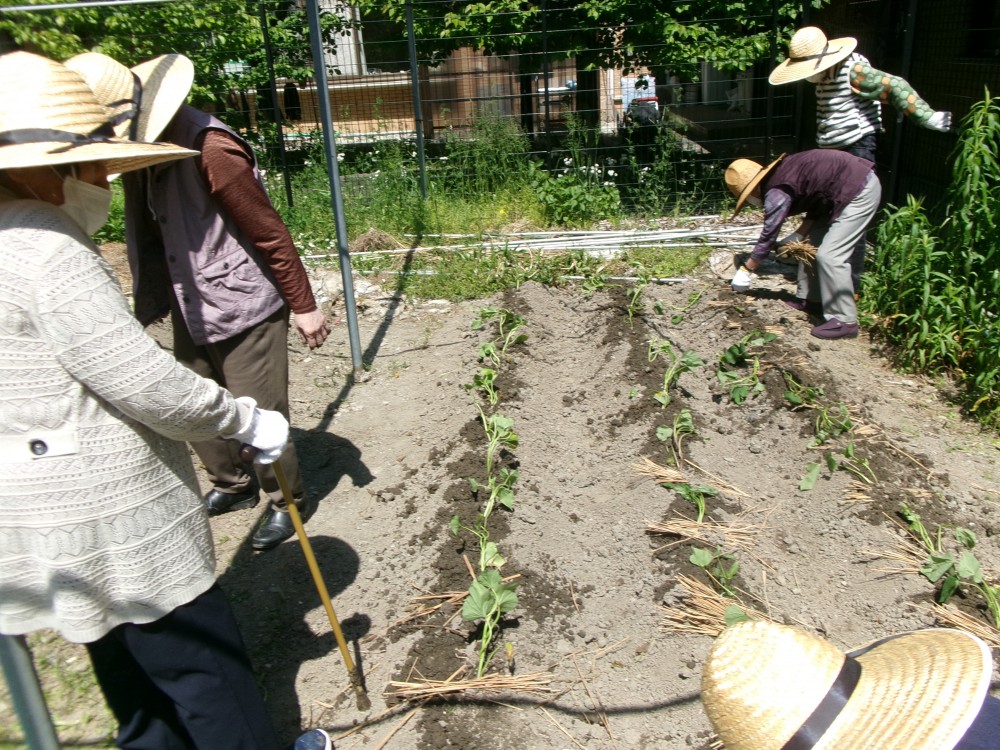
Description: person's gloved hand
xmin=777 ymin=231 xmax=804 ymax=248
xmin=927 ymin=111 xmax=952 ymax=132
xmin=731 ymin=265 xmax=753 ymax=293
xmin=226 ymin=396 xmax=289 ymax=465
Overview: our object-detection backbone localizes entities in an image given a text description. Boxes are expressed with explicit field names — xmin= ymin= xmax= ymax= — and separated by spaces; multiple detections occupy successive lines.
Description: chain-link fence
xmin=3 ymin=0 xmax=998 ymax=219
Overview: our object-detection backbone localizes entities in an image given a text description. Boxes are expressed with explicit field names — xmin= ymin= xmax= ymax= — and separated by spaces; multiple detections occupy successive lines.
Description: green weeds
xmin=864 ymin=90 xmax=1000 ymax=426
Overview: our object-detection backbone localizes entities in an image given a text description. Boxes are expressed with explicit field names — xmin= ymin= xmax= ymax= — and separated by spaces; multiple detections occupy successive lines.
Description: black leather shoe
xmin=204 ymin=486 xmax=260 ymax=516
xmin=251 ymin=496 xmax=317 ymax=551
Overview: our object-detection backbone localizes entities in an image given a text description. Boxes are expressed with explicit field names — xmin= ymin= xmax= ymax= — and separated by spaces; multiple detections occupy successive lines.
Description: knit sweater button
xmin=29 ymin=439 xmax=47 ymax=456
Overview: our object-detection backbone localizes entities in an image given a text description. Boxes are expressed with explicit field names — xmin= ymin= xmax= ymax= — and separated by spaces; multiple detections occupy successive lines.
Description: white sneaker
xmin=294 ymin=728 xmax=332 ymax=750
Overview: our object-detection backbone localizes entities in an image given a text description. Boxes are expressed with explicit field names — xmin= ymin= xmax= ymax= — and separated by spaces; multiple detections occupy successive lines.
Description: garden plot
xmin=9 ymin=260 xmax=1000 ymax=750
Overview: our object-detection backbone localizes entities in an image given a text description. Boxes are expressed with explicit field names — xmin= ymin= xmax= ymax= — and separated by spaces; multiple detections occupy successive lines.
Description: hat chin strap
xmin=789 ymin=43 xmax=844 ymax=70
xmin=0 ymin=121 xmax=117 ymax=153
xmin=780 ymin=656 xmax=861 ymax=750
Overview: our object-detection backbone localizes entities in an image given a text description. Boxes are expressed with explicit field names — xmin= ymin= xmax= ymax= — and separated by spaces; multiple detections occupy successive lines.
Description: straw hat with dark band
xmin=769 ymin=27 xmax=858 ymax=86
xmin=701 ymin=621 xmax=992 ymax=750
xmin=0 ymin=51 xmax=195 ymax=174
xmin=65 ymin=52 xmax=194 ymax=143
xmin=724 ymin=155 xmax=784 ymax=217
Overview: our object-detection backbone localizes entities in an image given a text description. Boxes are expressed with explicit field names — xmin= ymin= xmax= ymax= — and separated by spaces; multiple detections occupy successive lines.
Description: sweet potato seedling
xmin=673 ymin=482 xmax=718 ymax=523
xmin=656 ymin=408 xmax=695 ymax=466
xmin=690 ymin=546 xmax=740 ymax=597
xmin=462 ymin=568 xmax=519 ymax=677
xmin=648 ymin=339 xmax=704 ymax=407
xmin=899 ymin=503 xmax=1000 ymax=627
xmin=464 ymin=367 xmax=499 ymax=406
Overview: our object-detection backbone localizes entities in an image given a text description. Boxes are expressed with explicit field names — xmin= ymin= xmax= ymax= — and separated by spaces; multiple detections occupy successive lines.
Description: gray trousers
xmin=798 ymin=172 xmax=882 ymax=324
xmin=170 ymin=304 xmax=304 ymax=508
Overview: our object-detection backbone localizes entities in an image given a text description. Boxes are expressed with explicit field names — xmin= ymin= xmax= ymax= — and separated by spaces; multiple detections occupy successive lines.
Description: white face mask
xmin=59 ymin=175 xmax=112 ymax=236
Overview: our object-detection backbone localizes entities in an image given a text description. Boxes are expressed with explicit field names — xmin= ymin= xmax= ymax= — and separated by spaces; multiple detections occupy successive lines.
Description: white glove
xmin=731 ymin=265 xmax=753 ymax=293
xmin=927 ymin=111 xmax=952 ymax=132
xmin=225 ymin=396 xmax=289 ymax=465
xmin=777 ymin=231 xmax=804 ymax=248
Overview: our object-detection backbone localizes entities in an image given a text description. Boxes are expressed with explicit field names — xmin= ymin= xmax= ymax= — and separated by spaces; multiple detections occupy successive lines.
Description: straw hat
xmin=65 ymin=52 xmax=194 ymax=142
xmin=0 ymin=51 xmax=195 ymax=174
xmin=725 ymin=155 xmax=784 ymax=217
xmin=701 ymin=620 xmax=992 ymax=750
xmin=769 ymin=27 xmax=858 ymax=85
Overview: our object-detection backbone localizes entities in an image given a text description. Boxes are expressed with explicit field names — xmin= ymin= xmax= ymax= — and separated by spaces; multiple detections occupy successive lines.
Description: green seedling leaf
xmin=957 ymin=550 xmax=982 ymax=581
xmin=784 ymin=390 xmax=804 ymax=405
xmin=825 ymin=452 xmax=838 ymax=473
xmin=921 ymin=553 xmax=955 ymax=583
xmin=671 ymin=313 xmax=684 ymax=324
xmin=449 ymin=514 xmax=461 ymax=536
xmin=956 ymin=528 xmax=977 ymax=549
xmin=689 ymin=547 xmax=714 ymax=568
xmin=799 ymin=462 xmax=822 ymax=490
xmin=495 ymin=583 xmax=519 ymax=615
xmin=482 ymin=541 xmax=506 ymax=570
xmin=629 ymin=387 xmax=639 ymax=399
xmin=656 ymin=425 xmax=672 ymax=442
xmin=462 ymin=577 xmax=496 ymax=621
xmin=724 ymin=605 xmax=750 ymax=626
xmin=939 ymin=574 xmax=960 ymax=604
xmin=469 ymin=477 xmax=479 ymax=493
xmin=496 ymin=486 xmax=516 ymax=511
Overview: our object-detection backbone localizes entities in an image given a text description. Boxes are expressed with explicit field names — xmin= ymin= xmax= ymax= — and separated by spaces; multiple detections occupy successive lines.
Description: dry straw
xmin=776 ymin=239 xmax=817 ymax=267
xmin=660 ymin=575 xmax=770 ymax=637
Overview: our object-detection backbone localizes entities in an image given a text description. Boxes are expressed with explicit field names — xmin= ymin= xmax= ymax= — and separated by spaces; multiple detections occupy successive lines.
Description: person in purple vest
xmin=725 ymin=149 xmax=881 ymax=340
xmin=66 ymin=53 xmax=330 ymax=551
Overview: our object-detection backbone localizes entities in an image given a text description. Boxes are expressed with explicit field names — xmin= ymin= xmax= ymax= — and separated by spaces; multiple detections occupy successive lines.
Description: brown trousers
xmin=170 ymin=304 xmax=304 ymax=508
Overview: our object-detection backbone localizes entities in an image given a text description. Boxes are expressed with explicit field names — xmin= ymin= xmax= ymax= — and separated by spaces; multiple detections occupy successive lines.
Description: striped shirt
xmin=815 ymin=52 xmax=882 ymax=149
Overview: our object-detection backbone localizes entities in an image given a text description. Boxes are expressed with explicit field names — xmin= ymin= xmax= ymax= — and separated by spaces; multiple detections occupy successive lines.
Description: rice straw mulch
xmin=386 ymin=672 xmax=555 ymax=703
xmin=776 ymin=239 xmax=817 ymax=267
xmin=660 ymin=575 xmax=772 ymax=637
xmin=925 ymin=604 xmax=1000 ymax=649
xmin=645 ymin=517 xmax=758 ymax=553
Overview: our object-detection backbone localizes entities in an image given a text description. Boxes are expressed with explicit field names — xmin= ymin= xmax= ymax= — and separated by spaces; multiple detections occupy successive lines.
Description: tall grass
xmin=863 ymin=89 xmax=1000 ymax=425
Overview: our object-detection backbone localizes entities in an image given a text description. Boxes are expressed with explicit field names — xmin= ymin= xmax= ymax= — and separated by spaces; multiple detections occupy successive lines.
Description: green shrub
xmin=864 ymin=88 xmax=1000 ymax=425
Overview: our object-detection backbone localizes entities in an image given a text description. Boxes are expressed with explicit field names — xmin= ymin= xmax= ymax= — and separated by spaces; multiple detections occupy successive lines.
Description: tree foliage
xmin=0 ymin=0 xmax=349 ymax=104
xmin=357 ymin=0 xmax=830 ymax=79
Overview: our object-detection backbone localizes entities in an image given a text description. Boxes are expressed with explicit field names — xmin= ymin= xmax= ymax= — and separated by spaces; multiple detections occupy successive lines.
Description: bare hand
xmin=294 ymin=309 xmax=330 ymax=350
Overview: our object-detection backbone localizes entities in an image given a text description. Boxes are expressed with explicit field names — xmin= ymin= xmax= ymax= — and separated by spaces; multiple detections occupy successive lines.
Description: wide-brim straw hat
xmin=701 ymin=621 xmax=992 ymax=750
xmin=65 ymin=52 xmax=194 ymax=143
xmin=0 ymin=51 xmax=195 ymax=174
xmin=725 ymin=155 xmax=784 ymax=217
xmin=769 ymin=26 xmax=857 ymax=85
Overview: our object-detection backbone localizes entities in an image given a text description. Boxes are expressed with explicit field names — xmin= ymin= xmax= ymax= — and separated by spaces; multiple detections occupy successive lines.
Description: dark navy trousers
xmin=86 ymin=584 xmax=280 ymax=750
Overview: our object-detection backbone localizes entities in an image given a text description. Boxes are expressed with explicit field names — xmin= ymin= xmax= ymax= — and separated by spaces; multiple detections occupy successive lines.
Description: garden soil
xmin=7 ymin=239 xmax=1000 ymax=750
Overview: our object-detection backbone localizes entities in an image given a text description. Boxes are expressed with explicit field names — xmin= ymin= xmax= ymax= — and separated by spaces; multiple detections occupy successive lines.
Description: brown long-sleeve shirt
xmin=196 ymin=129 xmax=317 ymax=315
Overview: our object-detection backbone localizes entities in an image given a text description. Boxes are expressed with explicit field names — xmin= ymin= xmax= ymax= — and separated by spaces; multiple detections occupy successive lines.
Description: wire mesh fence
xmin=2 ymin=0 xmax=998 ymax=227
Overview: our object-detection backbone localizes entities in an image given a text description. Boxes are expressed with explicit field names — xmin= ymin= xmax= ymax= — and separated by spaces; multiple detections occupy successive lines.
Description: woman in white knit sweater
xmin=0 ymin=52 xmax=329 ymax=750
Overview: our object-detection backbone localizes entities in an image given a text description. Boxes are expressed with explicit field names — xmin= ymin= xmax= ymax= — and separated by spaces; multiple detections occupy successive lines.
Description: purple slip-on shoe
xmin=810 ymin=318 xmax=859 ymax=340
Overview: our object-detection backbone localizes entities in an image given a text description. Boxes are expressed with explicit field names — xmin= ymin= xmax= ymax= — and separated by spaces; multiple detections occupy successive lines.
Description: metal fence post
xmin=0 ymin=635 xmax=59 ymax=750
xmin=889 ymin=0 xmax=920 ymax=204
xmin=305 ymin=0 xmax=364 ymax=382
xmin=405 ymin=0 xmax=428 ymax=199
